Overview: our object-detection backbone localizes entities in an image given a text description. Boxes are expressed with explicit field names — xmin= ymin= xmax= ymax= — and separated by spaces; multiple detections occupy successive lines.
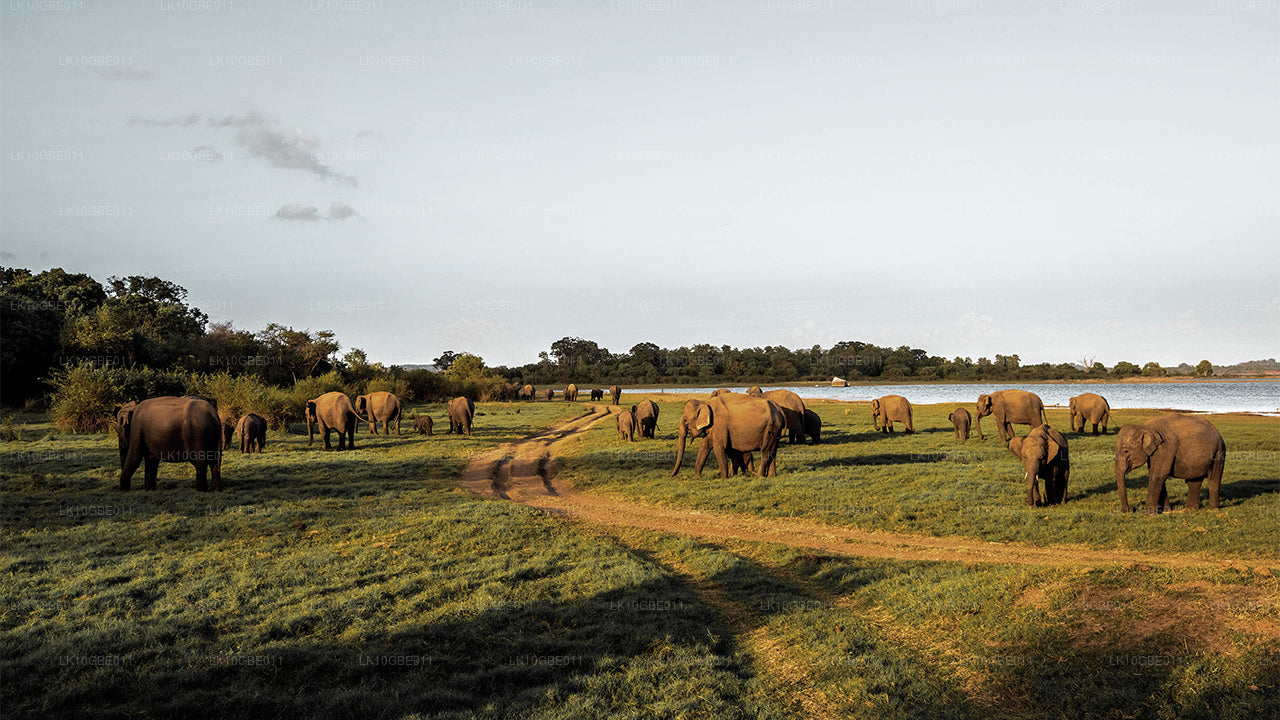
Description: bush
xmin=365 ymin=376 xmax=412 ymax=401
xmin=287 ymin=371 xmax=355 ymax=416
xmin=189 ymin=372 xmax=293 ymax=430
xmin=47 ymin=365 xmax=123 ymax=433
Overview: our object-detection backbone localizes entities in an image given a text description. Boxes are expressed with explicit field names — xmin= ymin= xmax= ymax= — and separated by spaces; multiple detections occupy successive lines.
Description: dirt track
xmin=459 ymin=407 xmax=1262 ymax=570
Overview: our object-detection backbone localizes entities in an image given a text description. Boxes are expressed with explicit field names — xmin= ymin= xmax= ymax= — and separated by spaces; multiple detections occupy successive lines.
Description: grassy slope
xmin=560 ymin=398 xmax=1280 ymax=558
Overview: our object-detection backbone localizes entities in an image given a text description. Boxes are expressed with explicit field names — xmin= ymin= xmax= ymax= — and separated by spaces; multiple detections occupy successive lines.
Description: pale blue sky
xmin=2 ymin=0 xmax=1276 ymax=367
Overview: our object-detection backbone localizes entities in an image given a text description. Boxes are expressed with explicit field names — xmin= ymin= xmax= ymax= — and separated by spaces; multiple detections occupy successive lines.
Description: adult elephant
xmin=235 ymin=413 xmax=267 ymax=454
xmin=948 ymin=408 xmax=972 ymax=442
xmin=307 ymin=392 xmax=360 ymax=450
xmin=590 ymin=388 xmax=605 ymax=401
xmin=871 ymin=395 xmax=914 ymax=434
xmin=564 ymin=384 xmax=578 ymax=402
xmin=355 ymin=391 xmax=402 ymax=435
xmin=746 ymin=387 xmax=808 ymax=444
xmin=670 ymin=394 xmax=785 ymax=479
xmin=803 ymin=409 xmax=822 ymax=444
xmin=414 ymin=415 xmax=433 ymax=436
xmin=1115 ymin=414 xmax=1226 ymax=514
xmin=116 ymin=396 xmax=223 ymax=491
xmin=616 ymin=408 xmax=636 ymax=442
xmin=447 ymin=397 xmax=476 ymax=437
xmin=504 ymin=383 xmax=522 ymax=401
xmin=544 ymin=388 xmax=555 ymax=401
xmin=634 ymin=399 xmax=659 ymax=439
xmin=519 ymin=384 xmax=535 ymax=402
xmin=1008 ymin=424 xmax=1069 ymax=506
xmin=1069 ymin=393 xmax=1111 ymax=435
xmin=609 ymin=385 xmax=621 ymax=405
xmin=975 ymin=390 xmax=1046 ymax=443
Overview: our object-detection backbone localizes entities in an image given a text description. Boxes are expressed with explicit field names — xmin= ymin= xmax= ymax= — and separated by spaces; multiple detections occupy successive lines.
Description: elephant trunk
xmin=975 ymin=404 xmax=984 ymax=439
xmin=307 ymin=413 xmax=314 ymax=446
xmin=1115 ymin=456 xmax=1131 ymax=512
xmin=671 ymin=423 xmax=688 ymax=477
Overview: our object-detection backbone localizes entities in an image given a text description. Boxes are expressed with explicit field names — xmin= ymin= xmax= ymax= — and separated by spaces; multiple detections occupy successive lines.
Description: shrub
xmin=47 ymin=365 xmax=123 ymax=433
xmin=365 ymin=376 xmax=412 ymax=401
xmin=189 ymin=372 xmax=294 ymax=430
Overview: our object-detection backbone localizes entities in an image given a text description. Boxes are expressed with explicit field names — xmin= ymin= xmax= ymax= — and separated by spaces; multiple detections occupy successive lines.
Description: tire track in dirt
xmin=460 ymin=408 xmax=1271 ymax=571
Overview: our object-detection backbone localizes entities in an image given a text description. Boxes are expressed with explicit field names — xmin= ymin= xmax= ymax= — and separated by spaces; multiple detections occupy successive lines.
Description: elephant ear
xmin=871 ymin=399 xmax=880 ymax=412
xmin=1007 ymin=437 xmax=1023 ymax=459
xmin=1141 ymin=429 xmax=1163 ymax=456
xmin=115 ymin=403 xmax=136 ymax=436
xmin=1046 ymin=437 xmax=1061 ymax=461
xmin=694 ymin=404 xmax=713 ymax=434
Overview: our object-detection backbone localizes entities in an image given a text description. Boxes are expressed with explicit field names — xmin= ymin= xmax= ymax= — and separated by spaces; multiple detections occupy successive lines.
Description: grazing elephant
xmin=1069 ymin=393 xmax=1111 ymax=435
xmin=617 ymin=408 xmax=637 ymax=442
xmin=634 ymin=399 xmax=659 ymax=439
xmin=503 ymin=383 xmax=522 ymax=401
xmin=543 ymin=388 xmax=555 ymax=401
xmin=609 ymin=385 xmax=622 ymax=405
xmin=803 ymin=408 xmax=822 ymax=444
xmin=447 ymin=397 xmax=476 ymax=437
xmin=949 ymin=408 xmax=971 ymax=442
xmin=564 ymin=384 xmax=578 ymax=402
xmin=355 ymin=391 xmax=402 ymax=435
xmin=519 ymin=384 xmax=535 ymax=402
xmin=871 ymin=395 xmax=914 ymax=434
xmin=746 ymin=387 xmax=808 ymax=444
xmin=221 ymin=423 xmax=235 ymax=450
xmin=1115 ymin=414 xmax=1226 ymax=514
xmin=235 ymin=413 xmax=267 ymax=453
xmin=307 ymin=392 xmax=359 ymax=450
xmin=590 ymin=388 xmax=605 ymax=401
xmin=1008 ymin=424 xmax=1069 ymax=506
xmin=975 ymin=390 xmax=1046 ymax=442
xmin=671 ymin=394 xmax=785 ymax=478
xmin=116 ymin=396 xmax=223 ymax=491
xmin=414 ymin=415 xmax=434 ymax=436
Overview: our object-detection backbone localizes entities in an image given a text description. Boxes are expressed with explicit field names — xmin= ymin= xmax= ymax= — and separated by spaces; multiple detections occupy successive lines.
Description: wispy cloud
xmin=328 ymin=201 xmax=360 ymax=220
xmin=275 ymin=202 xmax=361 ymax=222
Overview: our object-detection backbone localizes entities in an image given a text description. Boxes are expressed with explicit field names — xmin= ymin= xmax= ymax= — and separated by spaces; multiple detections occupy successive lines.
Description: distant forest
xmin=2 ymin=267 xmax=1272 ymax=407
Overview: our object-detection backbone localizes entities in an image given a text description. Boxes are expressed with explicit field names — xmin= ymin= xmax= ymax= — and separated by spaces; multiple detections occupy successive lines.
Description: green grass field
xmin=2 ymin=397 xmax=1277 ymax=719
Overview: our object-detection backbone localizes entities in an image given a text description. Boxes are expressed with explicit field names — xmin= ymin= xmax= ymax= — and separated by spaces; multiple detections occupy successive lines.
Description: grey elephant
xmin=1115 ymin=413 xmax=1226 ymax=514
xmin=948 ymin=408 xmax=971 ymax=442
xmin=235 ymin=413 xmax=267 ymax=454
xmin=617 ymin=408 xmax=636 ymax=442
xmin=590 ymin=388 xmax=605 ymax=401
xmin=544 ymin=388 xmax=555 ymax=401
xmin=447 ymin=397 xmax=475 ymax=437
xmin=747 ymin=387 xmax=808 ymax=444
xmin=871 ymin=395 xmax=914 ymax=433
xmin=355 ymin=391 xmax=402 ymax=435
xmin=116 ymin=396 xmax=223 ymax=491
xmin=414 ymin=415 xmax=434 ymax=436
xmin=634 ymin=399 xmax=659 ymax=439
xmin=1008 ymin=424 xmax=1069 ymax=506
xmin=519 ymin=384 xmax=534 ymax=402
xmin=671 ymin=394 xmax=785 ymax=478
xmin=307 ymin=391 xmax=360 ymax=451
xmin=975 ymin=390 xmax=1046 ymax=442
xmin=1069 ymin=393 xmax=1111 ymax=435
xmin=564 ymin=384 xmax=578 ymax=402
xmin=802 ymin=408 xmax=822 ymax=444
xmin=609 ymin=385 xmax=621 ymax=405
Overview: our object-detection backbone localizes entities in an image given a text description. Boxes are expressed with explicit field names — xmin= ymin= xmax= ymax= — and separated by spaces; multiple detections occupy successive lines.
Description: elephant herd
xmin=504 ymin=383 xmax=618 ymax=404
xmin=663 ymin=387 xmax=1227 ymax=516
xmin=111 ymin=385 xmax=1229 ymax=515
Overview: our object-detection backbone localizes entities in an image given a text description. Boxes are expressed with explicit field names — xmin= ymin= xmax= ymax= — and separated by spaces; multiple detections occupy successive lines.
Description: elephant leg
xmin=210 ymin=461 xmax=222 ymax=491
xmin=144 ymin=457 xmax=160 ymax=491
xmin=1025 ymin=471 xmax=1039 ymax=506
xmin=194 ymin=461 xmax=208 ymax=492
xmin=693 ymin=440 xmax=712 ymax=479
xmin=1147 ymin=476 xmax=1168 ymax=514
xmin=1185 ymin=480 xmax=1203 ymax=510
xmin=761 ymin=448 xmax=777 ymax=477
xmin=347 ymin=427 xmax=356 ymax=450
xmin=712 ymin=444 xmax=731 ymax=479
xmin=120 ymin=453 xmax=142 ymax=491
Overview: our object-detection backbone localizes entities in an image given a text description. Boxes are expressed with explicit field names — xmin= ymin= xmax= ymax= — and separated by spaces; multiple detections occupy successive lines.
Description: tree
xmin=445 ymin=353 xmax=488 ymax=380
xmin=65 ymin=276 xmax=207 ymax=368
xmin=549 ymin=337 xmax=609 ymax=368
xmin=1195 ymin=360 xmax=1214 ymax=377
xmin=433 ymin=350 xmax=459 ymax=371
xmin=1112 ymin=361 xmax=1140 ymax=378
xmin=257 ymin=324 xmax=339 ymax=384
xmin=1142 ymin=362 xmax=1166 ymax=377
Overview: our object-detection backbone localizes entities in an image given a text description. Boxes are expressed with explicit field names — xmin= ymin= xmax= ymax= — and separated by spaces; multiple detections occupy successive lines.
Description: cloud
xmin=329 ymin=201 xmax=360 ymax=220
xmin=0 ymin=251 xmax=15 ymax=261
xmin=131 ymin=111 xmax=357 ymax=185
xmin=276 ymin=204 xmax=321 ymax=221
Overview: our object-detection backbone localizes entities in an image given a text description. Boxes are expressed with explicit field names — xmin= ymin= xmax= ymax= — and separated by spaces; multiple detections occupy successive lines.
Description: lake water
xmin=627 ymin=382 xmax=1280 ymax=415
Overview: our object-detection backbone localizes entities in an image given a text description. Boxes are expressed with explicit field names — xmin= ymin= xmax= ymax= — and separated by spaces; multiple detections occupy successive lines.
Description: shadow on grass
xmin=1072 ymin=473 xmax=1280 ymax=510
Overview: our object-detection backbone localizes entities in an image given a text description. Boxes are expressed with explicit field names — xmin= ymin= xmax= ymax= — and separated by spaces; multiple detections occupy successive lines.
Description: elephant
xmin=503 ymin=383 xmax=522 ymax=401
xmin=1008 ymin=424 xmax=1069 ymax=506
xmin=634 ymin=399 xmax=659 ymax=439
xmin=670 ymin=394 xmax=785 ymax=479
xmin=544 ymin=388 xmax=555 ymax=401
xmin=1115 ymin=413 xmax=1226 ymax=514
xmin=975 ymin=390 xmax=1047 ymax=442
xmin=355 ymin=391 xmax=402 ymax=435
xmin=590 ymin=388 xmax=605 ymax=401
xmin=564 ymin=384 xmax=578 ymax=402
xmin=948 ymin=408 xmax=972 ymax=442
xmin=616 ymin=408 xmax=637 ymax=441
xmin=519 ymin=384 xmax=535 ymax=402
xmin=447 ymin=397 xmax=476 ymax=437
xmin=116 ymin=396 xmax=223 ymax=491
xmin=414 ymin=415 xmax=433 ymax=436
xmin=871 ymin=395 xmax=914 ymax=434
xmin=803 ymin=408 xmax=822 ymax=444
xmin=221 ymin=423 xmax=235 ymax=450
xmin=235 ymin=413 xmax=267 ymax=454
xmin=1069 ymin=393 xmax=1111 ymax=435
xmin=307 ymin=392 xmax=359 ymax=450
xmin=747 ymin=387 xmax=807 ymax=444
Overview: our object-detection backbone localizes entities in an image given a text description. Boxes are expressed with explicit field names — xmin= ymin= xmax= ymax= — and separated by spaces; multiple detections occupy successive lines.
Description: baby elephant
xmin=948 ymin=408 xmax=971 ymax=442
xmin=235 ymin=413 xmax=267 ymax=454
xmin=803 ymin=409 xmax=822 ymax=444
xmin=414 ymin=415 xmax=434 ymax=436
xmin=617 ymin=408 xmax=636 ymax=442
xmin=1008 ymin=424 xmax=1069 ymax=506
xmin=590 ymin=388 xmax=605 ymax=401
